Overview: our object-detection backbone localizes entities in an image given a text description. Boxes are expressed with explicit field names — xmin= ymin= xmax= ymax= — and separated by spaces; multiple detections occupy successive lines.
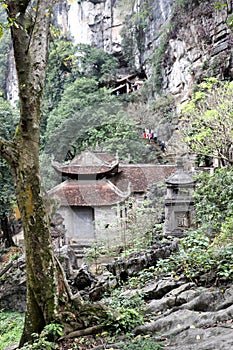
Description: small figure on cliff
xmin=161 ymin=140 xmax=166 ymax=152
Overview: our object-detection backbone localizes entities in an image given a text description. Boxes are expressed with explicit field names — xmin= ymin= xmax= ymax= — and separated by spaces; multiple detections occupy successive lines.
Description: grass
xmin=0 ymin=309 xmax=24 ymax=349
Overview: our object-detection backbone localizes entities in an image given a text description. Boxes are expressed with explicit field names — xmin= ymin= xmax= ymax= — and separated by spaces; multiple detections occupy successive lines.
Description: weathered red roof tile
xmin=113 ymin=164 xmax=176 ymax=192
xmin=49 ymin=150 xmax=177 ymax=207
xmin=49 ymin=179 xmax=130 ymax=206
xmin=52 ymin=150 xmax=119 ymax=175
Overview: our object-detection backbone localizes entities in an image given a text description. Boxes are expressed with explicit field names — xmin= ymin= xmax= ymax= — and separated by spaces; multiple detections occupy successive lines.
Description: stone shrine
xmin=164 ymin=159 xmax=195 ymax=236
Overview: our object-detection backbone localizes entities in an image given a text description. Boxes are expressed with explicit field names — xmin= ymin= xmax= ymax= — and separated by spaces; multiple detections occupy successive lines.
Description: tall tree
xmin=0 ymin=0 xmax=73 ymax=345
xmin=180 ymin=78 xmax=233 ymax=166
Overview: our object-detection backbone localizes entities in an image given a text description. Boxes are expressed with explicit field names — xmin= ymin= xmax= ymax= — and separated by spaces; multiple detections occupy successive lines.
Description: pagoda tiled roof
xmin=49 ymin=179 xmax=130 ymax=207
xmin=49 ymin=150 xmax=177 ymax=207
xmin=113 ymin=164 xmax=176 ymax=192
xmin=52 ymin=150 xmax=119 ymax=176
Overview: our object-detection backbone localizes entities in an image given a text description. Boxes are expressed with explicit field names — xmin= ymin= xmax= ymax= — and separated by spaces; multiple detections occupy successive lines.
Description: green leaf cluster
xmin=19 ymin=333 xmax=58 ymax=350
xmin=156 ymin=229 xmax=233 ymax=284
xmin=193 ymin=167 xmax=233 ymax=233
xmin=105 ymin=291 xmax=145 ymax=333
xmin=0 ymin=5 xmax=11 ymax=97
xmin=180 ymin=78 xmax=233 ymax=165
xmin=75 ymin=43 xmax=119 ymax=84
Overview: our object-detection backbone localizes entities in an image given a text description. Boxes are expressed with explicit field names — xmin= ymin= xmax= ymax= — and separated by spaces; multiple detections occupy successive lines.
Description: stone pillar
xmin=164 ymin=159 xmax=195 ymax=237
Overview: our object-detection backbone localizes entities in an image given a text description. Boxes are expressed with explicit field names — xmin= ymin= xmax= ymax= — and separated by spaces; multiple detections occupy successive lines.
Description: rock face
xmin=161 ymin=0 xmax=233 ymax=99
xmin=55 ymin=0 xmax=124 ymax=54
xmin=54 ymin=0 xmax=233 ymax=100
xmin=135 ymin=281 xmax=233 ymax=350
xmin=6 ymin=0 xmax=233 ymax=105
xmin=107 ymin=241 xmax=179 ymax=279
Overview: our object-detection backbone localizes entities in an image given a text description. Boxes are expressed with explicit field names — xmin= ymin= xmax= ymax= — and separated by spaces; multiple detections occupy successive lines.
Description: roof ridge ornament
xmin=176 ymin=158 xmax=184 ymax=170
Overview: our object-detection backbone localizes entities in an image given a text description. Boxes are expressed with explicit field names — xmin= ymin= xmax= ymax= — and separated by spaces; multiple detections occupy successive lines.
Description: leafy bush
xmin=41 ymin=323 xmax=63 ymax=342
xmin=107 ymin=307 xmax=144 ymax=333
xmin=126 ymin=267 xmax=156 ymax=289
xmin=104 ymin=290 xmax=145 ymax=334
xmin=193 ymin=167 xmax=233 ymax=234
xmin=156 ymin=229 xmax=233 ymax=284
xmin=180 ymin=79 xmax=233 ymax=166
xmin=19 ymin=323 xmax=63 ymax=350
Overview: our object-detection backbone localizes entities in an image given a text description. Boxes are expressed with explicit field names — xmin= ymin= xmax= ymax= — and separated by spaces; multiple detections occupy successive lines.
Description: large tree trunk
xmin=0 ymin=0 xmax=72 ymax=345
xmin=15 ymin=139 xmax=60 ymax=345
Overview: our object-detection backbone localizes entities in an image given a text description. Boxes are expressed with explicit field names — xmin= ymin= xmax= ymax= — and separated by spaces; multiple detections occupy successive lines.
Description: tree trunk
xmin=15 ymin=142 xmax=60 ymax=345
xmin=0 ymin=0 xmax=72 ymax=345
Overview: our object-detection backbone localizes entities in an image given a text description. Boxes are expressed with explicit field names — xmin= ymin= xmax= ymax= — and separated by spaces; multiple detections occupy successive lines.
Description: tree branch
xmin=5 ymin=0 xmax=31 ymax=14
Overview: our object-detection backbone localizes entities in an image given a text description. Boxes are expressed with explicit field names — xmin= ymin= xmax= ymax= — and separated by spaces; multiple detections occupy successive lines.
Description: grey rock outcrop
xmin=0 ymin=256 xmax=26 ymax=312
xmin=134 ymin=280 xmax=233 ymax=349
xmin=55 ymin=0 xmax=124 ymax=53
xmin=161 ymin=0 xmax=233 ymax=100
xmin=106 ymin=241 xmax=179 ymax=279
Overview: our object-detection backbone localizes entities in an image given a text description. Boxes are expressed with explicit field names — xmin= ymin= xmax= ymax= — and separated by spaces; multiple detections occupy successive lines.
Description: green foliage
xmin=18 ymin=323 xmax=62 ymax=349
xmin=0 ymin=98 xmax=19 ymax=219
xmin=41 ymin=78 xmax=148 ymax=189
xmin=0 ymin=97 xmax=19 ymax=139
xmin=0 ymin=6 xmax=11 ymax=97
xmin=0 ymin=310 xmax=24 ymax=349
xmin=156 ymin=166 xmax=233 ymax=284
xmin=226 ymin=12 xmax=233 ymax=30
xmin=118 ymin=198 xmax=155 ymax=255
xmin=42 ymin=38 xmax=119 ymax=145
xmin=19 ymin=333 xmax=58 ymax=350
xmin=120 ymin=0 xmax=153 ymax=69
xmin=41 ymin=323 xmax=63 ymax=341
xmin=124 ymin=267 xmax=156 ymax=290
xmin=214 ymin=2 xmax=228 ymax=10
xmin=193 ymin=167 xmax=233 ymax=233
xmin=75 ymin=44 xmax=119 ymax=84
xmin=214 ymin=216 xmax=233 ymax=245
xmin=84 ymin=241 xmax=108 ymax=273
xmin=147 ymin=35 xmax=168 ymax=93
xmin=43 ymin=35 xmax=77 ymax=118
xmin=105 ymin=291 xmax=145 ymax=334
xmin=156 ymin=228 xmax=233 ymax=284
xmin=180 ymin=78 xmax=233 ymax=165
xmin=43 ymin=40 xmax=118 ymax=121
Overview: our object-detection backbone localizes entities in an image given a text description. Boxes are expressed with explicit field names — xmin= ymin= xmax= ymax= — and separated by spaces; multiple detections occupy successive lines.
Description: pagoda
xmin=49 ymin=149 xmax=176 ymax=248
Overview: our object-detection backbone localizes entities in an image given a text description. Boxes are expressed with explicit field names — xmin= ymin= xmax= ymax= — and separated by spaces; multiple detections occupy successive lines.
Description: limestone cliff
xmin=55 ymin=0 xmax=124 ymax=54
xmin=6 ymin=0 xmax=233 ymax=104
xmin=54 ymin=0 xmax=233 ymax=100
xmin=161 ymin=0 xmax=233 ymax=100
